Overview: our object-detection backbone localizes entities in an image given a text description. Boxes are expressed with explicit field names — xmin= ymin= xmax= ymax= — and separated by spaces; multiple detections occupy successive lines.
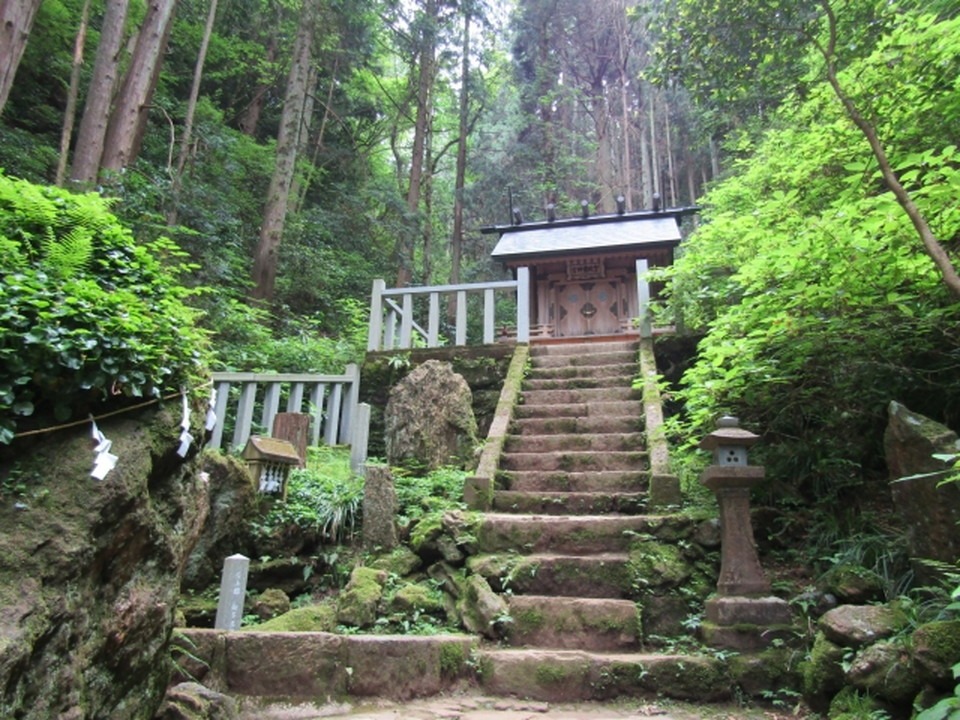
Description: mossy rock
xmin=251 ymin=588 xmax=291 ymax=621
xmin=801 ymin=633 xmax=847 ymax=713
xmin=369 ymin=546 xmax=422 ymax=577
xmin=818 ymin=563 xmax=884 ymax=604
xmin=627 ymin=540 xmax=691 ymax=593
xmin=912 ymin=620 xmax=960 ymax=689
xmin=389 ymin=582 xmax=445 ymax=615
xmin=847 ymin=639 xmax=921 ymax=707
xmin=254 ymin=601 xmax=338 ymax=632
xmin=828 ymin=686 xmax=890 ymax=720
xmin=336 ymin=567 xmax=387 ymax=628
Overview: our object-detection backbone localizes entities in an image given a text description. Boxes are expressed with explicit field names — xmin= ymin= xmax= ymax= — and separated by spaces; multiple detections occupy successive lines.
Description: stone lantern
xmin=699 ymin=417 xmax=792 ymax=649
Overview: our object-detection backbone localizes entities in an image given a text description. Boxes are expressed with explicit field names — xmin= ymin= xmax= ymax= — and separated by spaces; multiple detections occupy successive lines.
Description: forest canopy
xmin=0 ymin=0 xmax=957 ymax=502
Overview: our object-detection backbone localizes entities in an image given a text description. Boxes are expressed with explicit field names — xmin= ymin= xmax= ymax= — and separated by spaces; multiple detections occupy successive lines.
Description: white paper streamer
xmin=177 ymin=389 xmax=193 ymax=458
xmin=90 ymin=417 xmax=118 ymax=480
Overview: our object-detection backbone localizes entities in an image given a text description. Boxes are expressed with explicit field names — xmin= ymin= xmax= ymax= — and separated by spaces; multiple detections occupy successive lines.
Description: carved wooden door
xmin=555 ymin=280 xmax=621 ymax=337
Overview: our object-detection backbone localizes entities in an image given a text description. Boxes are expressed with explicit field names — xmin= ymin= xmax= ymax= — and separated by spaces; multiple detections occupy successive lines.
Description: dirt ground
xmin=237 ymin=694 xmax=810 ymax=720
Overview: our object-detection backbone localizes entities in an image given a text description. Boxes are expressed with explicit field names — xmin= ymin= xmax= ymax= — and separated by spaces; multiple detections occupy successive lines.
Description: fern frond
xmin=41 ymin=226 xmax=93 ymax=278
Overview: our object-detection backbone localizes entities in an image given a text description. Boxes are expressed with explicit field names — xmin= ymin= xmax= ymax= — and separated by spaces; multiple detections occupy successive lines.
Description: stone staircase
xmin=467 ymin=338 xmax=727 ymax=702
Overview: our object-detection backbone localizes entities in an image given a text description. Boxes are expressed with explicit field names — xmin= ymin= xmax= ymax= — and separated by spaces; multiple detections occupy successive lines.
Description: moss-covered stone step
xmin=175 ymin=630 xmax=477 ymax=701
xmin=526 ymin=362 xmax=638 ymax=381
xmin=475 ymin=513 xmax=677 ymax=554
xmin=521 ymin=387 xmax=640 ymax=405
xmin=467 ymin=552 xmax=632 ymax=598
xmin=504 ymin=432 xmax=646 ymax=454
xmin=492 ymin=490 xmax=647 ymax=515
xmin=523 ymin=374 xmax=637 ymax=391
xmin=499 ymin=450 xmax=649 ymax=472
xmin=510 ymin=415 xmax=644 ymax=436
xmin=497 ymin=469 xmax=649 ymax=493
xmin=475 ymin=648 xmax=730 ymax=703
xmin=513 ymin=400 xmax=643 ymax=419
xmin=505 ymin=596 xmax=641 ymax=652
xmin=530 ymin=350 xmax=638 ymax=369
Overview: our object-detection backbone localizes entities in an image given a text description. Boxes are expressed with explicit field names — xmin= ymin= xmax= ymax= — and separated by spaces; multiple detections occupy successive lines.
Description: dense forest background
xmin=2 ymin=0 xmax=959 ymax=538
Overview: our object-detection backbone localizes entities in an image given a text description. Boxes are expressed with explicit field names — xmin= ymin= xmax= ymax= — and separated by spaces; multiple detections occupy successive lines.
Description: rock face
xmin=884 ymin=401 xmax=960 ymax=570
xmin=384 ymin=360 xmax=478 ymax=472
xmin=0 ymin=409 xmax=209 ymax=719
xmin=182 ymin=453 xmax=258 ymax=591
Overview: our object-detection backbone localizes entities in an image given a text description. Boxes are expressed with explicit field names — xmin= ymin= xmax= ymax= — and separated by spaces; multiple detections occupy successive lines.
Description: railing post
xmin=309 ymin=383 xmax=326 ymax=446
xmin=260 ymin=382 xmax=281 ymax=437
xmin=350 ymin=402 xmax=371 ymax=475
xmin=483 ymin=287 xmax=495 ymax=344
xmin=325 ymin=382 xmax=343 ymax=445
xmin=400 ymin=293 xmax=413 ymax=349
xmin=428 ymin=292 xmax=440 ymax=347
xmin=636 ymin=258 xmax=652 ymax=339
xmin=455 ymin=290 xmax=467 ymax=346
xmin=232 ymin=382 xmax=257 ymax=450
xmin=209 ymin=380 xmax=231 ymax=450
xmin=367 ymin=279 xmax=385 ymax=351
xmin=516 ymin=267 xmax=530 ymax=342
xmin=339 ymin=363 xmax=360 ymax=445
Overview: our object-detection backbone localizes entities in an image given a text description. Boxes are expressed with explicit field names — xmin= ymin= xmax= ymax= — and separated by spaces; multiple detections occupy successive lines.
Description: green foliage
xmin=658 ymin=9 xmax=960 ymax=502
xmin=394 ymin=465 xmax=468 ymax=523
xmin=0 ymin=174 xmax=211 ymax=443
xmin=253 ymin=445 xmax=363 ymax=543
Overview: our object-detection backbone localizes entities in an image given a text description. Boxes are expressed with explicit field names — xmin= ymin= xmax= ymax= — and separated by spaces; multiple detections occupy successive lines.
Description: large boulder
xmin=884 ymin=401 xmax=960 ymax=574
xmin=181 ymin=453 xmax=258 ymax=591
xmin=384 ymin=360 xmax=478 ymax=472
xmin=0 ymin=408 xmax=209 ymax=719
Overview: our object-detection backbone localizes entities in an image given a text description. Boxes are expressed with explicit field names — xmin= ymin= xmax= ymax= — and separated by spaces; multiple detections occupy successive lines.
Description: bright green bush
xmin=657 ymin=10 xmax=960 ymax=501
xmin=0 ymin=173 xmax=211 ymax=443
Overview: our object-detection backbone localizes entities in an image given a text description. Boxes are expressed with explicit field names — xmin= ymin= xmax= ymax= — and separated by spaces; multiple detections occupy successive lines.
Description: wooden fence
xmin=208 ymin=365 xmax=363 ymax=458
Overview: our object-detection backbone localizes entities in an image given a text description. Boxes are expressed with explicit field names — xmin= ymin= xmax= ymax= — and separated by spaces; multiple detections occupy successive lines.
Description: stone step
xmin=531 ymin=341 xmax=639 ymax=358
xmin=503 ymin=432 xmax=646 ymax=454
xmin=521 ymin=387 xmax=640 ymax=405
xmin=475 ymin=648 xmax=729 ymax=703
xmin=475 ymin=513 xmax=673 ymax=554
xmin=526 ymin=362 xmax=637 ymax=381
xmin=513 ymin=401 xmax=643 ymax=420
xmin=510 ymin=416 xmax=643 ymax=436
xmin=467 ymin=553 xmax=632 ymax=598
xmin=505 ymin=596 xmax=640 ymax=652
xmin=530 ymin=350 xmax=637 ymax=369
xmin=523 ymin=375 xmax=636 ymax=391
xmin=492 ymin=491 xmax=647 ymax=515
xmin=499 ymin=450 xmax=648 ymax=472
xmin=498 ymin=469 xmax=649 ymax=493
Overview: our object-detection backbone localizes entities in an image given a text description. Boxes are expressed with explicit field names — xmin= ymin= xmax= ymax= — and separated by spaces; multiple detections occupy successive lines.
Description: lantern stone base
xmin=701 ymin=595 xmax=794 ymax=651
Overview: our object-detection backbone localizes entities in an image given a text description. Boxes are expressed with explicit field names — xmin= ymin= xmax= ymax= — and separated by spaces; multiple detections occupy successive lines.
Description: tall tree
xmin=251 ymin=0 xmax=319 ymax=301
xmin=71 ymin=0 xmax=130 ymax=184
xmin=660 ymin=0 xmax=960 ymax=297
xmin=0 ymin=0 xmax=44 ymax=116
xmin=449 ymin=0 xmax=472 ymax=292
xmin=100 ymin=0 xmax=179 ymax=174
xmin=56 ymin=0 xmax=93 ymax=186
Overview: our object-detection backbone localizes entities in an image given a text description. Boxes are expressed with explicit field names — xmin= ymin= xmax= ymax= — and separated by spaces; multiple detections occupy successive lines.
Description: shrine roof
xmin=483 ymin=209 xmax=696 ymax=262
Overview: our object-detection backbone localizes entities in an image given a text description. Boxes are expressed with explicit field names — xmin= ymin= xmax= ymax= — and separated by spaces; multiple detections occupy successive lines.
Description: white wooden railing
xmin=367 ymin=268 xmax=531 ymax=351
xmin=208 ymin=365 xmax=364 ymax=460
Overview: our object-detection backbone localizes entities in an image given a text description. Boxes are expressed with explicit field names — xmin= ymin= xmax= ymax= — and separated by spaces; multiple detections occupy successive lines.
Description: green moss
xmin=627 ymin=541 xmax=692 ymax=592
xmin=439 ymin=641 xmax=467 ymax=678
xmin=254 ymin=601 xmax=338 ymax=632
xmin=912 ymin=620 xmax=960 ymax=663
xmin=515 ymin=607 xmax=545 ymax=630
xmin=410 ymin=512 xmax=444 ymax=552
xmin=369 ymin=546 xmax=422 ymax=576
xmin=801 ymin=633 xmax=846 ymax=711
xmin=535 ymin=663 xmax=569 ymax=685
xmin=390 ymin=582 xmax=444 ymax=614
xmin=336 ymin=566 xmax=387 ymax=628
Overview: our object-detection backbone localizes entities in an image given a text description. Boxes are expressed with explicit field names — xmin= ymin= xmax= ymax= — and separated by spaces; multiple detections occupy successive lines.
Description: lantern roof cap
xmin=699 ymin=416 xmax=760 ymax=451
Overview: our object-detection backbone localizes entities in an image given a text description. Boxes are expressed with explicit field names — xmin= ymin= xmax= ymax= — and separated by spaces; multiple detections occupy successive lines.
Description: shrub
xmin=0 ymin=173 xmax=211 ymax=443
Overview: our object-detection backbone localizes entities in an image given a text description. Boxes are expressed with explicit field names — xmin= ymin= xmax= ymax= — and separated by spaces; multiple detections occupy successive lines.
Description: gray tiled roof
xmin=490 ymin=216 xmax=681 ymax=259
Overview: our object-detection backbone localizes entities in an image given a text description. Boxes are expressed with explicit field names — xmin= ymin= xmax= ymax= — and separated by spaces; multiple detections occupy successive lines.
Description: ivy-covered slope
xmin=659 ymin=10 xmax=960 ymax=500
xmin=0 ymin=174 xmax=211 ymax=444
